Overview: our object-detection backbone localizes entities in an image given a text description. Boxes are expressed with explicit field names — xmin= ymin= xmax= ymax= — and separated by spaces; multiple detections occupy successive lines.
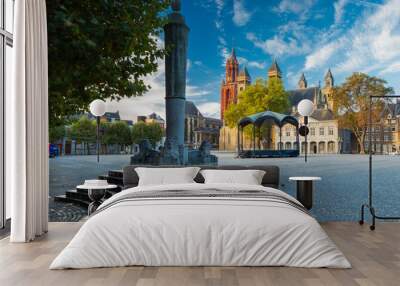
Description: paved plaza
xmin=49 ymin=153 xmax=400 ymax=222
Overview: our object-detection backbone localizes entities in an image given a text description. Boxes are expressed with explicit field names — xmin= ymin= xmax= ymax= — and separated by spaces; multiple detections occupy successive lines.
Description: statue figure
xmin=188 ymin=140 xmax=217 ymax=165
xmin=160 ymin=139 xmax=180 ymax=165
xmin=130 ymin=139 xmax=160 ymax=165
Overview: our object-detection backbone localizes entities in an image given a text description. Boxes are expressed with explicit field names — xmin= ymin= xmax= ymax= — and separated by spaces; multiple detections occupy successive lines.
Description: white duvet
xmin=50 ymin=183 xmax=351 ymax=269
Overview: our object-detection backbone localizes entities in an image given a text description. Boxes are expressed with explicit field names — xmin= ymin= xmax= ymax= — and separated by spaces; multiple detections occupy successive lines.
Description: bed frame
xmin=122 ymin=165 xmax=280 ymax=189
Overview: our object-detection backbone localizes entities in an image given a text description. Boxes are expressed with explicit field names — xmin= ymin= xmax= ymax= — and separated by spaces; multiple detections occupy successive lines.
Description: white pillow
xmin=135 ymin=167 xmax=201 ymax=186
xmin=200 ymin=169 xmax=266 ymax=185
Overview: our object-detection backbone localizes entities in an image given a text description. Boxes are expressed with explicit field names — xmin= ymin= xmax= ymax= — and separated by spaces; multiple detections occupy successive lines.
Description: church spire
xmin=230 ymin=48 xmax=236 ymax=59
xmin=268 ymin=58 xmax=282 ymax=79
xmin=298 ymin=73 xmax=307 ymax=89
xmin=324 ymin=68 xmax=334 ymax=87
xmin=225 ymin=47 xmax=238 ymax=83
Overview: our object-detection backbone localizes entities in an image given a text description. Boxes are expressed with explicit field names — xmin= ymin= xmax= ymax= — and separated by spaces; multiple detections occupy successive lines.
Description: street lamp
xmin=297 ymin=99 xmax=314 ymax=162
xmin=89 ymin=99 xmax=106 ymax=162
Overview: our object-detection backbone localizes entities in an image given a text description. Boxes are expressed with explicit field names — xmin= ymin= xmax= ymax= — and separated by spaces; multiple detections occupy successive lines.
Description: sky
xmin=106 ymin=0 xmax=400 ymax=121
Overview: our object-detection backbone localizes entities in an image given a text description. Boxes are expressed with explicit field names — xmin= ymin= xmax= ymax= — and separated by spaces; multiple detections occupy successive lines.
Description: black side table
xmin=77 ymin=184 xmax=117 ymax=215
xmin=289 ymin=177 xmax=321 ymax=210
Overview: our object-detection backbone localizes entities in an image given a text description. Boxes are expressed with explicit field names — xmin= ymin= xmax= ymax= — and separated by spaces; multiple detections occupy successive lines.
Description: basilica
xmin=219 ymin=49 xmax=355 ymax=154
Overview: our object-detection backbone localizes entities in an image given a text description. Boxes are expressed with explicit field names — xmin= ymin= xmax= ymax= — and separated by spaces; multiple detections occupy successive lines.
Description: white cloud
xmin=247 ymin=61 xmax=266 ymax=69
xmin=335 ymin=0 xmax=400 ymax=74
xmin=105 ymin=39 xmax=211 ymax=121
xmin=105 ymin=59 xmax=213 ymax=121
xmin=197 ymin=102 xmax=220 ymax=118
xmin=380 ymin=61 xmax=400 ymax=75
xmin=105 ymin=60 xmax=166 ymax=121
xmin=237 ymin=56 xmax=266 ymax=69
xmin=233 ymin=0 xmax=251 ymax=27
xmin=334 ymin=0 xmax=348 ymax=24
xmin=186 ymin=85 xmax=211 ymax=98
xmin=300 ymin=0 xmax=400 ymax=90
xmin=215 ymin=0 xmax=225 ymax=31
xmin=304 ymin=40 xmax=343 ymax=70
xmin=246 ymin=32 xmax=310 ymax=57
xmin=274 ymin=0 xmax=316 ymax=15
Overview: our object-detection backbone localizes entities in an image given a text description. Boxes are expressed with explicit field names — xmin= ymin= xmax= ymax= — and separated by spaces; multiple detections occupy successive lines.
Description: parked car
xmin=49 ymin=144 xmax=59 ymax=158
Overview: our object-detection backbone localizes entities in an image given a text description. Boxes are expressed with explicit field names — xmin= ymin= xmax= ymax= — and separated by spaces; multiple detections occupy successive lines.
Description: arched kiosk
xmin=237 ymin=111 xmax=300 ymax=158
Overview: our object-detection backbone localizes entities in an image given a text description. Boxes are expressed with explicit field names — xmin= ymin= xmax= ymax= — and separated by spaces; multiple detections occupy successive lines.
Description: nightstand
xmin=289 ymin=177 xmax=321 ymax=210
xmin=77 ymin=184 xmax=117 ymax=215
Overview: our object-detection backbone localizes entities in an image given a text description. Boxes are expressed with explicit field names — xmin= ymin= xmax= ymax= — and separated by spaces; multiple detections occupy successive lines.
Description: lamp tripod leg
xmin=359 ymin=204 xmax=365 ymax=225
xmin=370 ymin=207 xmax=376 ymax=231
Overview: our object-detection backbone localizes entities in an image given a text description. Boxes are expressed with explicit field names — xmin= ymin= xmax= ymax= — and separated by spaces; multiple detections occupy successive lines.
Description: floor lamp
xmin=89 ymin=100 xmax=106 ymax=163
xmin=359 ymin=95 xmax=400 ymax=230
xmin=297 ymin=99 xmax=314 ymax=162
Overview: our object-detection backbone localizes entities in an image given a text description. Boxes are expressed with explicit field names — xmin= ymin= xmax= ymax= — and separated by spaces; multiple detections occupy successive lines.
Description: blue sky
xmin=106 ymin=0 xmax=400 ymax=120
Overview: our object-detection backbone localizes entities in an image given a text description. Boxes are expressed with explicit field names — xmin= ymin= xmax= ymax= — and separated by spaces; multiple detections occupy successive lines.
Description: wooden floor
xmin=0 ymin=222 xmax=399 ymax=286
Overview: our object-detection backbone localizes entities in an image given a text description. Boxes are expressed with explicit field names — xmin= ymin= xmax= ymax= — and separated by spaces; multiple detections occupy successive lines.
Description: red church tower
xmin=220 ymin=49 xmax=239 ymax=121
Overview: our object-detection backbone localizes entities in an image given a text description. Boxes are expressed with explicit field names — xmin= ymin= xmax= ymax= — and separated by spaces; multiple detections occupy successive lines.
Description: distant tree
xmin=46 ymin=0 xmax=171 ymax=126
xmin=103 ymin=121 xmax=132 ymax=151
xmin=131 ymin=122 xmax=163 ymax=148
xmin=69 ymin=116 xmax=96 ymax=154
xmin=145 ymin=122 xmax=164 ymax=147
xmin=224 ymin=78 xmax=289 ymax=128
xmin=266 ymin=77 xmax=290 ymax=113
xmin=333 ymin=72 xmax=393 ymax=154
xmin=49 ymin=125 xmax=65 ymax=143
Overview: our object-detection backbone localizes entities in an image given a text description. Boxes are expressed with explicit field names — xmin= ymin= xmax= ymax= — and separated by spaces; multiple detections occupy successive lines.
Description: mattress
xmin=50 ymin=183 xmax=351 ymax=269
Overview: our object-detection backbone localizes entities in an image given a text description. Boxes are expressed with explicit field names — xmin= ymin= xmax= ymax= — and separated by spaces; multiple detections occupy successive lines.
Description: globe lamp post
xmin=89 ymin=100 xmax=106 ymax=162
xmin=297 ymin=99 xmax=314 ymax=162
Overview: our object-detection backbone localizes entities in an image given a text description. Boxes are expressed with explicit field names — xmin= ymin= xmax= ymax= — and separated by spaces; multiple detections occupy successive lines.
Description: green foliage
xmin=47 ymin=0 xmax=171 ymax=126
xmin=103 ymin=121 xmax=132 ymax=146
xmin=131 ymin=122 xmax=163 ymax=147
xmin=224 ymin=78 xmax=289 ymax=128
xmin=69 ymin=116 xmax=96 ymax=143
xmin=266 ymin=77 xmax=290 ymax=113
xmin=333 ymin=72 xmax=393 ymax=153
xmin=49 ymin=125 xmax=66 ymax=143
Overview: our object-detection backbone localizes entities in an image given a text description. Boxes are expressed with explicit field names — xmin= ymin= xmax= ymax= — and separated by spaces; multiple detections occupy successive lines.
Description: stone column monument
xmin=131 ymin=0 xmax=217 ymax=166
xmin=162 ymin=0 xmax=189 ymax=164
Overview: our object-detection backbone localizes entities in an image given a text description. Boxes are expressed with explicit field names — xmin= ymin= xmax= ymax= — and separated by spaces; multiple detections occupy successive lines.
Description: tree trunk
xmin=356 ymin=134 xmax=365 ymax=154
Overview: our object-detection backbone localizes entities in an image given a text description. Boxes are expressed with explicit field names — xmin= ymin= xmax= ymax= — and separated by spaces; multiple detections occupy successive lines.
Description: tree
xmin=224 ymin=78 xmax=289 ymax=128
xmin=333 ymin=72 xmax=393 ymax=154
xmin=266 ymin=77 xmax=290 ymax=113
xmin=103 ymin=121 xmax=132 ymax=151
xmin=47 ymin=0 xmax=171 ymax=126
xmin=131 ymin=122 xmax=163 ymax=148
xmin=49 ymin=125 xmax=65 ymax=143
xmin=69 ymin=116 xmax=96 ymax=154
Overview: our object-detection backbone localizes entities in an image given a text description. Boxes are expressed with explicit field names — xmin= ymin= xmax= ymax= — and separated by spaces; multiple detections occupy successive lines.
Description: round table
xmin=289 ymin=177 xmax=321 ymax=210
xmin=77 ymin=184 xmax=117 ymax=215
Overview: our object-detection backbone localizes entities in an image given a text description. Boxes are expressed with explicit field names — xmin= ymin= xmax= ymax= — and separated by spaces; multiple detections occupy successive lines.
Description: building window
xmin=319 ymin=127 xmax=324 ymax=136
xmin=285 ymin=127 xmax=290 ymax=137
xmin=328 ymin=127 xmax=334 ymax=136
xmin=310 ymin=127 xmax=315 ymax=136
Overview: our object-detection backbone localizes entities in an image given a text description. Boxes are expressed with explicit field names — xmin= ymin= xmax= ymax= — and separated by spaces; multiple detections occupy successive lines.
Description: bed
xmin=50 ymin=165 xmax=350 ymax=269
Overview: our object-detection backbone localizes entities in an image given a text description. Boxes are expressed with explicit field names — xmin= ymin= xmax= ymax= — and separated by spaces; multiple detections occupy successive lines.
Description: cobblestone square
xmin=49 ymin=153 xmax=400 ymax=222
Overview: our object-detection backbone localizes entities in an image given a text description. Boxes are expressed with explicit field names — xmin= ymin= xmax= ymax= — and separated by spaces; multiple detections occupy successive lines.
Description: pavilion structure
xmin=237 ymin=111 xmax=300 ymax=158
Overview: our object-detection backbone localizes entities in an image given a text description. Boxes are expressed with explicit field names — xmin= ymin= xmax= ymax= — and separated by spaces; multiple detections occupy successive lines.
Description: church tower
xmin=298 ymin=73 xmax=307 ymax=89
xmin=237 ymin=66 xmax=251 ymax=94
xmin=322 ymin=69 xmax=335 ymax=110
xmin=268 ymin=59 xmax=282 ymax=79
xmin=220 ymin=48 xmax=239 ymax=120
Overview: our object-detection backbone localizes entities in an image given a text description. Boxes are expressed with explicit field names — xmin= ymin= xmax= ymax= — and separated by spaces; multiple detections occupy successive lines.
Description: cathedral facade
xmin=220 ymin=49 xmax=251 ymax=121
xmin=219 ymin=48 xmax=353 ymax=154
